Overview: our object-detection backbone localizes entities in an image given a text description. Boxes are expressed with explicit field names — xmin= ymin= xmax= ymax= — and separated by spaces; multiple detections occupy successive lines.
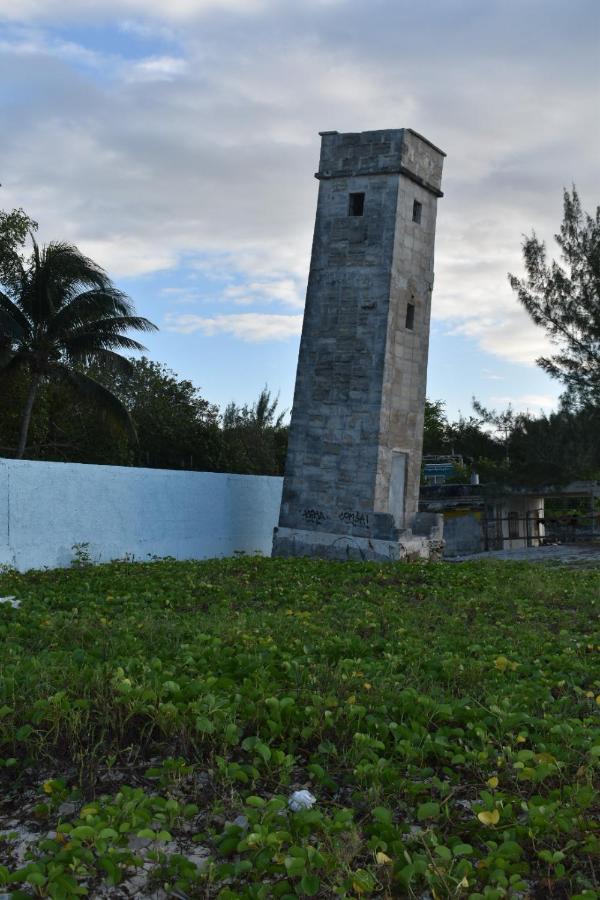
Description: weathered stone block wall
xmin=282 ymin=149 xmax=400 ymax=530
xmin=376 ymin=143 xmax=441 ymax=522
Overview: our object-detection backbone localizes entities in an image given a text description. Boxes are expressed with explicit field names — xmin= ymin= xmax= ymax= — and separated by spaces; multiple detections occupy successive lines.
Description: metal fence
xmin=484 ymin=510 xmax=544 ymax=550
xmin=484 ymin=510 xmax=599 ymax=549
xmin=542 ymin=513 xmax=599 ymax=544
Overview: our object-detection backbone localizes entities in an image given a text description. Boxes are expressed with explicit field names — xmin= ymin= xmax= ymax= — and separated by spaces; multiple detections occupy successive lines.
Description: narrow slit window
xmin=348 ymin=192 xmax=365 ymax=216
xmin=405 ymin=302 xmax=415 ymax=330
xmin=412 ymin=199 xmax=422 ymax=224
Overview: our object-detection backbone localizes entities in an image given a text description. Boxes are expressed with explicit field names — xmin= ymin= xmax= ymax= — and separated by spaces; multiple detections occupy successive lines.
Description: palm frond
xmin=20 ymin=239 xmax=112 ymax=323
xmin=79 ymin=347 xmax=134 ymax=376
xmin=47 ymin=288 xmax=136 ymax=337
xmin=55 ymin=365 xmax=137 ymax=443
xmin=7 ymin=234 xmax=156 ymax=450
xmin=71 ymin=315 xmax=158 ymax=335
xmin=63 ymin=333 xmax=149 ymax=358
xmin=40 ymin=241 xmax=109 ymax=293
xmin=0 ymin=291 xmax=31 ymax=340
xmin=0 ymin=350 xmax=27 ymax=372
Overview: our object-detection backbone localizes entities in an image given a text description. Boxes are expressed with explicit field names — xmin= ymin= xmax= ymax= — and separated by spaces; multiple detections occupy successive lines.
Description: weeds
xmin=0 ymin=557 xmax=598 ymax=898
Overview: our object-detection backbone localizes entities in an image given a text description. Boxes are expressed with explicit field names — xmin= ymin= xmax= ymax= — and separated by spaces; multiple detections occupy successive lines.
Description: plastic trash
xmin=0 ymin=596 xmax=20 ymax=609
xmin=288 ymin=790 xmax=316 ymax=811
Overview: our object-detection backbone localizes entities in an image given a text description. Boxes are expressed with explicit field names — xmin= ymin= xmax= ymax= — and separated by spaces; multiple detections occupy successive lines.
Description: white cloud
xmin=0 ymin=28 xmax=106 ymax=67
xmin=78 ymin=237 xmax=178 ymax=278
xmin=451 ymin=311 xmax=554 ymax=366
xmin=0 ymin=0 xmax=348 ymax=21
xmin=223 ymin=278 xmax=304 ymax=309
xmin=0 ymin=0 xmax=597 ymax=383
xmin=489 ymin=393 xmax=560 ymax=414
xmin=0 ymin=0 xmax=267 ymax=22
xmin=481 ymin=370 xmax=504 ymax=381
xmin=164 ymin=312 xmax=303 ymax=341
xmin=124 ymin=55 xmax=188 ymax=82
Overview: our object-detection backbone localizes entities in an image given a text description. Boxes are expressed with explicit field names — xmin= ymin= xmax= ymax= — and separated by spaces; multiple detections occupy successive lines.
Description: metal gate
xmin=484 ymin=509 xmax=544 ymax=551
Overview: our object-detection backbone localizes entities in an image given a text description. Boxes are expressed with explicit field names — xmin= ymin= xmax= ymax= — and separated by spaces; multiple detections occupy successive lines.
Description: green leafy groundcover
xmin=0 ymin=558 xmax=599 ymax=899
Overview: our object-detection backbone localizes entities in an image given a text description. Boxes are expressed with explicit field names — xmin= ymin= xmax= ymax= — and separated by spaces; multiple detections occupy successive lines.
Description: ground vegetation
xmin=0 ymin=557 xmax=598 ymax=898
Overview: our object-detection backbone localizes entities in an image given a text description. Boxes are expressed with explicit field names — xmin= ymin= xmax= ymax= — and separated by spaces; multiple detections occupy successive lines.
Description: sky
xmin=1 ymin=0 xmax=598 ymax=422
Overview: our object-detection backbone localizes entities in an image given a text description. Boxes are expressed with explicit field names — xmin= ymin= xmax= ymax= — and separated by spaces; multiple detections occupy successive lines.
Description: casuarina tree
xmin=0 ymin=237 xmax=157 ymax=458
xmin=508 ymin=187 xmax=600 ymax=407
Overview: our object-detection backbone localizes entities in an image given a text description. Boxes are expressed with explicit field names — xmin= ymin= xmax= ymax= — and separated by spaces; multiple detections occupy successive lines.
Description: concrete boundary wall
xmin=0 ymin=458 xmax=283 ymax=571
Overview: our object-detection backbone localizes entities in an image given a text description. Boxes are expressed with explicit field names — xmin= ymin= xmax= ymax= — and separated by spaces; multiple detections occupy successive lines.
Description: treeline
xmin=423 ymin=397 xmax=600 ymax=486
xmin=0 ymin=357 xmax=287 ymax=476
xmin=3 ymin=353 xmax=599 ymax=485
xmin=1 ymin=185 xmax=598 ymax=484
xmin=0 ymin=209 xmax=287 ymax=475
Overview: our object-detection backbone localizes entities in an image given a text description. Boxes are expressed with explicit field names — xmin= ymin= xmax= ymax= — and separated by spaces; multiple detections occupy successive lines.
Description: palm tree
xmin=0 ymin=239 xmax=157 ymax=459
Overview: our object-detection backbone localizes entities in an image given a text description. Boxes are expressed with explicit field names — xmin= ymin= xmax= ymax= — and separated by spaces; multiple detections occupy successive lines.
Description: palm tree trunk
xmin=15 ymin=374 xmax=41 ymax=459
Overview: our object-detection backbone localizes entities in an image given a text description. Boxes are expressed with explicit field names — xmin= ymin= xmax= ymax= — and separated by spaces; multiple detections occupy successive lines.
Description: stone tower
xmin=272 ymin=128 xmax=445 ymax=561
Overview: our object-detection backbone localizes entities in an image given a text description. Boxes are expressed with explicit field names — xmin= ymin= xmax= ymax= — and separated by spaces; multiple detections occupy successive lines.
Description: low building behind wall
xmin=422 ymin=480 xmax=600 ymax=556
xmin=0 ymin=458 xmax=283 ymax=572
xmin=420 ymin=483 xmax=545 ymax=557
xmin=485 ymin=495 xmax=545 ymax=551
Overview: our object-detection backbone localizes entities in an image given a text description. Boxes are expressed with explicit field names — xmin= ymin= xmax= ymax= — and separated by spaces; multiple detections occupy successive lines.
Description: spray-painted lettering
xmin=338 ymin=510 xmax=369 ymax=527
xmin=302 ymin=508 xmax=327 ymax=524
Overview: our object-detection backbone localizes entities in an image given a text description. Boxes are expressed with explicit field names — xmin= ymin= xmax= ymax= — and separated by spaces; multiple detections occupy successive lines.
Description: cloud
xmin=0 ymin=28 xmax=106 ymax=67
xmin=79 ymin=237 xmax=178 ymax=278
xmin=0 ymin=0 xmax=343 ymax=22
xmin=0 ymin=0 xmax=267 ymax=23
xmin=481 ymin=370 xmax=504 ymax=382
xmin=451 ymin=311 xmax=554 ymax=366
xmin=159 ymin=287 xmax=203 ymax=304
xmin=124 ymin=55 xmax=188 ymax=82
xmin=164 ymin=312 xmax=304 ymax=341
xmin=0 ymin=0 xmax=597 ymax=370
xmin=489 ymin=393 xmax=560 ymax=414
xmin=223 ymin=278 xmax=304 ymax=309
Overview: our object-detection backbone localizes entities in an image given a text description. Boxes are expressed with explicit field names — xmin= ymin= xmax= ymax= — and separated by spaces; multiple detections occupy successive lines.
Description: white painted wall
xmin=0 ymin=458 xmax=283 ymax=571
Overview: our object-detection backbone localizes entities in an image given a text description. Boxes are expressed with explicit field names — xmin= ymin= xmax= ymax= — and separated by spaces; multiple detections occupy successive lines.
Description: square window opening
xmin=348 ymin=192 xmax=365 ymax=216
xmin=405 ymin=302 xmax=415 ymax=330
xmin=412 ymin=199 xmax=422 ymax=224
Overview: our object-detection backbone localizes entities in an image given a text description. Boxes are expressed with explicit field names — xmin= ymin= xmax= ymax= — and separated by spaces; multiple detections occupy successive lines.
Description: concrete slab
xmin=448 ymin=543 xmax=600 ymax=567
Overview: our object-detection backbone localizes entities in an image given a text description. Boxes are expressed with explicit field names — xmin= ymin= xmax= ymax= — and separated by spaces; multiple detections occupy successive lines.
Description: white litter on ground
xmin=288 ymin=790 xmax=316 ymax=811
xmin=0 ymin=596 xmax=20 ymax=609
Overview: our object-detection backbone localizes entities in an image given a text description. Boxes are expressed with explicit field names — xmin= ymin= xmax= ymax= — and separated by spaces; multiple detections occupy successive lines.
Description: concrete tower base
xmin=273 ymin=524 xmax=443 ymax=562
xmin=273 ymin=513 xmax=444 ymax=562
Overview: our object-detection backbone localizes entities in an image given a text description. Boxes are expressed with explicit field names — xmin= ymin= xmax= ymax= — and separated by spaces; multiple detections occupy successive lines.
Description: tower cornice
xmin=314 ymin=166 xmax=444 ymax=199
